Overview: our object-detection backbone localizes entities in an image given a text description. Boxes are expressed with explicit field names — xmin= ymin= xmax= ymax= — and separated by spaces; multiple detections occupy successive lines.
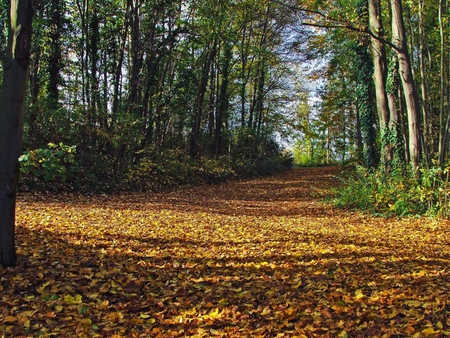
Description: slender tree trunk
xmin=190 ymin=48 xmax=216 ymax=159
xmin=391 ymin=0 xmax=421 ymax=169
xmin=29 ymin=44 xmax=41 ymax=148
xmin=47 ymin=0 xmax=63 ymax=109
xmin=398 ymin=84 xmax=410 ymax=164
xmin=111 ymin=0 xmax=131 ymax=119
xmin=88 ymin=4 xmax=100 ymax=123
xmin=215 ymin=43 xmax=232 ymax=155
xmin=0 ymin=0 xmax=37 ymax=268
xmin=128 ymin=0 xmax=142 ymax=118
xmin=438 ymin=0 xmax=449 ymax=166
xmin=418 ymin=0 xmax=431 ymax=166
xmin=240 ymin=26 xmax=248 ymax=128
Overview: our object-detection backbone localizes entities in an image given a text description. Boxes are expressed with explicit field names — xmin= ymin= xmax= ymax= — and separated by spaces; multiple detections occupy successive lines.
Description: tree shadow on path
xmin=2 ymin=166 xmax=449 ymax=337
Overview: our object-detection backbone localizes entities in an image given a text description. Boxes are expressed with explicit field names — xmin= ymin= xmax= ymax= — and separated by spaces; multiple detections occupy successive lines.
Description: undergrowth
xmin=19 ymin=145 xmax=293 ymax=193
xmin=334 ymin=163 xmax=450 ymax=218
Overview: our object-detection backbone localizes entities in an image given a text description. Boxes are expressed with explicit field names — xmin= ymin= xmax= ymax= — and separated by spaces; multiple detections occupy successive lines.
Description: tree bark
xmin=47 ymin=0 xmax=63 ymax=109
xmin=0 ymin=0 xmax=37 ymax=268
xmin=438 ymin=0 xmax=450 ymax=166
xmin=391 ymin=0 xmax=421 ymax=169
xmin=190 ymin=47 xmax=216 ymax=159
xmin=369 ymin=0 xmax=393 ymax=167
xmin=418 ymin=0 xmax=431 ymax=165
xmin=215 ymin=43 xmax=232 ymax=155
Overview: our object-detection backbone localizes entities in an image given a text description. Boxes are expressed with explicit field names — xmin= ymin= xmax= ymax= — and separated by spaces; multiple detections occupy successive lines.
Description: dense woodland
xmin=2 ymin=0 xmax=450 ymax=182
xmin=2 ymin=0 xmax=301 ymax=192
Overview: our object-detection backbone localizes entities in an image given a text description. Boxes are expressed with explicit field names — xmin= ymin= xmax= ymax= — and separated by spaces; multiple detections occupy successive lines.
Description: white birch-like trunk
xmin=391 ymin=0 xmax=421 ymax=169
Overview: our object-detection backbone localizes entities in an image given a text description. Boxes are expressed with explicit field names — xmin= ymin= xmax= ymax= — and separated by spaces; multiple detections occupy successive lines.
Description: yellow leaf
xmin=210 ymin=328 xmax=221 ymax=335
xmin=405 ymin=300 xmax=421 ymax=307
xmin=355 ymin=289 xmax=364 ymax=299
xmin=339 ymin=330 xmax=348 ymax=338
xmin=203 ymin=307 xmax=221 ymax=319
xmin=184 ymin=308 xmax=197 ymax=316
xmin=140 ymin=313 xmax=151 ymax=319
xmin=260 ymin=307 xmax=271 ymax=316
xmin=421 ymin=327 xmax=439 ymax=337
xmin=219 ymin=298 xmax=229 ymax=305
xmin=37 ymin=281 xmax=50 ymax=293
xmin=79 ymin=318 xmax=92 ymax=325
xmin=64 ymin=294 xmax=82 ymax=304
xmin=3 ymin=316 xmax=18 ymax=323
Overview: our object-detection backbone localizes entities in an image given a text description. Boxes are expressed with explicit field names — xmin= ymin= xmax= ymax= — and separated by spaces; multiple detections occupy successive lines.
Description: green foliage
xmin=124 ymin=151 xmax=234 ymax=191
xmin=124 ymin=147 xmax=292 ymax=191
xmin=292 ymin=138 xmax=328 ymax=167
xmin=334 ymin=164 xmax=450 ymax=218
xmin=19 ymin=143 xmax=77 ymax=183
xmin=233 ymin=127 xmax=259 ymax=159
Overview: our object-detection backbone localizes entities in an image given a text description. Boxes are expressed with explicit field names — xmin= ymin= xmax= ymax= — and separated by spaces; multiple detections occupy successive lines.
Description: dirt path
xmin=2 ymin=167 xmax=450 ymax=337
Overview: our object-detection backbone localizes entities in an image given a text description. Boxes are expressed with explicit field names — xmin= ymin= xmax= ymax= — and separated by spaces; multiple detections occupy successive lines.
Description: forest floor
xmin=2 ymin=166 xmax=450 ymax=337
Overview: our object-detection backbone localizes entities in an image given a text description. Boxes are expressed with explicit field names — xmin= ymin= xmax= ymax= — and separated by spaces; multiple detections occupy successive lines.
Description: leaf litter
xmin=1 ymin=167 xmax=450 ymax=337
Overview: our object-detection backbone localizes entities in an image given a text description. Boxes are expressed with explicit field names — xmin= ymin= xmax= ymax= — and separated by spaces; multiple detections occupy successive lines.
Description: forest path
xmin=3 ymin=167 xmax=450 ymax=337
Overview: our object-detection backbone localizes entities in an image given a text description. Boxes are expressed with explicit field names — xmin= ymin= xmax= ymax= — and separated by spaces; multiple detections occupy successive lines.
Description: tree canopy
xmin=1 ymin=0 xmax=448 ymax=180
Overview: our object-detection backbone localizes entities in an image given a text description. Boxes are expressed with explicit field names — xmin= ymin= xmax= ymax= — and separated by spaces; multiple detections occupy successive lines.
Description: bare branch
xmin=270 ymin=0 xmax=399 ymax=51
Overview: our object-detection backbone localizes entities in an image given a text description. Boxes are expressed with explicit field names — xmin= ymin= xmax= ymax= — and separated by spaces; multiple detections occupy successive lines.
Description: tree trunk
xmin=190 ymin=47 xmax=216 ymax=159
xmin=418 ymin=0 xmax=431 ymax=165
xmin=355 ymin=40 xmax=379 ymax=169
xmin=369 ymin=0 xmax=393 ymax=168
xmin=438 ymin=0 xmax=449 ymax=166
xmin=386 ymin=53 xmax=404 ymax=165
xmin=111 ymin=0 xmax=131 ymax=120
xmin=0 ymin=0 xmax=37 ymax=268
xmin=215 ymin=43 xmax=232 ymax=155
xmin=391 ymin=0 xmax=421 ymax=169
xmin=47 ymin=0 xmax=63 ymax=109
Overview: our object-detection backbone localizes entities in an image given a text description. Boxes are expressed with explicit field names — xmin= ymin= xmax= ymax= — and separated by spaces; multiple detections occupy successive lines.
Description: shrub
xmin=124 ymin=148 xmax=291 ymax=192
xmin=334 ymin=163 xmax=450 ymax=218
xmin=19 ymin=142 xmax=78 ymax=183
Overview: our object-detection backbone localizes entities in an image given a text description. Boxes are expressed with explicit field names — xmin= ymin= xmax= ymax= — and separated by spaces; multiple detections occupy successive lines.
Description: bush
xmin=124 ymin=148 xmax=292 ymax=192
xmin=19 ymin=142 xmax=78 ymax=183
xmin=124 ymin=151 xmax=236 ymax=191
xmin=334 ymin=164 xmax=450 ymax=218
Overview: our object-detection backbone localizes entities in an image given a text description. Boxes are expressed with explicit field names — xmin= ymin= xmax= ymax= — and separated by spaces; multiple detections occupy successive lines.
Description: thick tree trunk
xmin=391 ymin=0 xmax=421 ymax=169
xmin=355 ymin=41 xmax=379 ymax=169
xmin=0 ymin=0 xmax=36 ymax=268
xmin=353 ymin=0 xmax=379 ymax=169
xmin=369 ymin=0 xmax=393 ymax=167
